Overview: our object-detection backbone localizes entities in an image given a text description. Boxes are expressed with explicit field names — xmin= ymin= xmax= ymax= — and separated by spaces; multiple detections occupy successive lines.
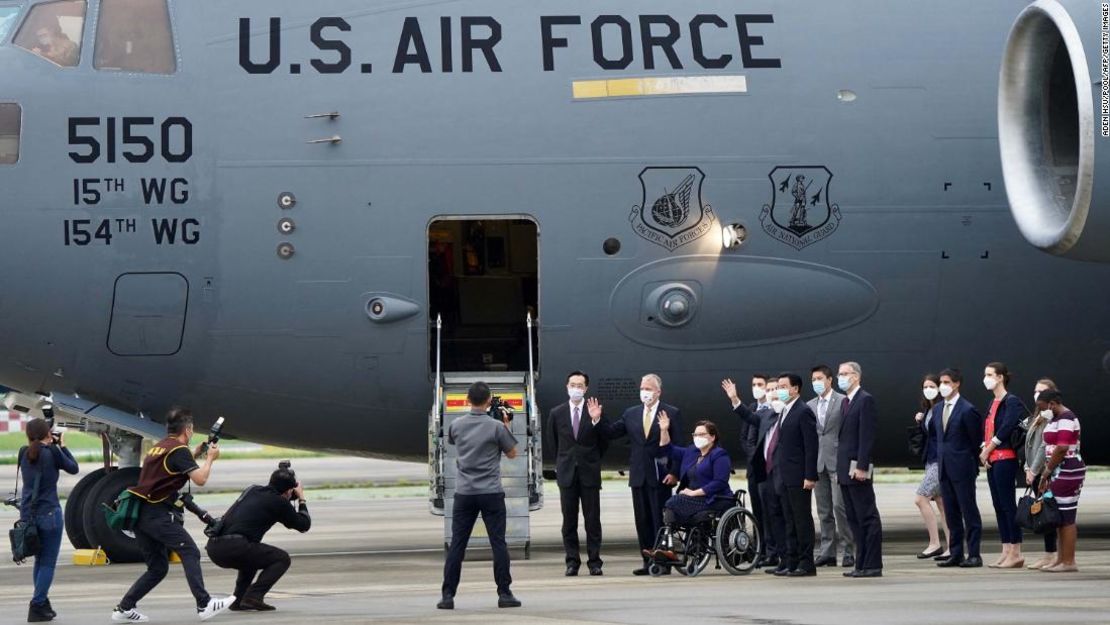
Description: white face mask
xmin=837 ymin=375 xmax=852 ymax=392
xmin=812 ymin=380 xmax=826 ymax=395
xmin=693 ymin=436 xmax=711 ymax=450
xmin=770 ymin=399 xmax=786 ymax=413
xmin=751 ymin=386 xmax=767 ymax=400
xmin=939 ymin=383 xmax=954 ymax=399
xmin=983 ymin=377 xmax=998 ymax=391
xmin=640 ymin=390 xmax=656 ymax=405
xmin=567 ymin=387 xmax=585 ymax=401
xmin=1040 ymin=409 xmax=1053 ymax=420
xmin=922 ymin=387 xmax=939 ymax=401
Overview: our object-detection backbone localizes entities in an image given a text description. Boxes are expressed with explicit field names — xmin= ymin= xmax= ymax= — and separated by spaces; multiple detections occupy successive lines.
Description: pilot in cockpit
xmin=32 ymin=21 xmax=79 ymax=67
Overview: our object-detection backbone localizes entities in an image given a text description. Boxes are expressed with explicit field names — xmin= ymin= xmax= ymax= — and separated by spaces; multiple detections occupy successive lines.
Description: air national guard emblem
xmin=629 ymin=167 xmax=716 ymax=252
xmin=759 ymin=166 xmax=842 ymax=250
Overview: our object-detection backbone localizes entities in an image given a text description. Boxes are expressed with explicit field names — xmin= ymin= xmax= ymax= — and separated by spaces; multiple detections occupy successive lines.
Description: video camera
xmin=194 ymin=416 xmax=225 ymax=459
xmin=488 ymin=395 xmax=514 ymax=422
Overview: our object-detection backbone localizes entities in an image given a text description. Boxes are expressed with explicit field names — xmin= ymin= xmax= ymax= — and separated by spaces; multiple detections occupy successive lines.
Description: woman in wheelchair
xmin=646 ymin=419 xmax=734 ymax=563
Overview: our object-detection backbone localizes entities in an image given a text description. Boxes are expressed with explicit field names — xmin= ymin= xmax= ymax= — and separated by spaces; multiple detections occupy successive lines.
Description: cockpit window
xmin=0 ymin=7 xmax=21 ymax=43
xmin=13 ymin=0 xmax=85 ymax=67
xmin=94 ymin=0 xmax=175 ymax=74
xmin=0 ymin=103 xmax=21 ymax=165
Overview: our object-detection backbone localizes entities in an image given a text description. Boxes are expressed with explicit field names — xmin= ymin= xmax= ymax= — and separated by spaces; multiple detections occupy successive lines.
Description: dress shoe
xmin=787 ymin=568 xmax=816 ymax=577
xmin=936 ymin=556 xmax=965 ymax=567
xmin=814 ymin=556 xmax=837 ymax=567
xmin=565 ymin=565 xmax=580 ymax=576
xmin=756 ymin=556 xmax=779 ymax=569
xmin=917 ymin=547 xmax=944 ymax=559
xmin=843 ymin=570 xmax=859 ymax=577
xmin=589 ymin=566 xmax=603 ymax=576
xmin=498 ymin=593 xmax=522 ymax=608
xmin=841 ymin=555 xmax=855 ymax=568
xmin=632 ymin=567 xmax=650 ymax=576
xmin=772 ymin=567 xmax=793 ymax=577
xmin=239 ymin=598 xmax=276 ymax=612
xmin=854 ymin=568 xmax=883 ymax=578
xmin=933 ymin=553 xmax=951 ymax=561
xmin=959 ymin=557 xmax=983 ymax=568
xmin=436 ymin=595 xmax=454 ymax=610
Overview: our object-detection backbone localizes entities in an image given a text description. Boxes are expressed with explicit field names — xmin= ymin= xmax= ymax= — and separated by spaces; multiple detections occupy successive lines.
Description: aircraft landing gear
xmin=62 ymin=429 xmax=145 ymax=563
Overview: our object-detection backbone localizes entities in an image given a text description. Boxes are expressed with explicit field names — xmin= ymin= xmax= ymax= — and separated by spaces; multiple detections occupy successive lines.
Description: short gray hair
xmin=840 ymin=361 xmax=862 ymax=377
xmin=641 ymin=373 xmax=663 ymax=390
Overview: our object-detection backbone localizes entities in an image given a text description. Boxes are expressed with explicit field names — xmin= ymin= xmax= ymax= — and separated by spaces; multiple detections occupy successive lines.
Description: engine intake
xmin=999 ymin=0 xmax=1107 ymax=260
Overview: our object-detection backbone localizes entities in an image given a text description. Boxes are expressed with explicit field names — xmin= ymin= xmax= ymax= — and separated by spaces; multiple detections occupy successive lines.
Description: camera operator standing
xmin=204 ymin=465 xmax=311 ymax=611
xmin=111 ymin=409 xmax=234 ymax=623
xmin=438 ymin=382 xmax=521 ymax=611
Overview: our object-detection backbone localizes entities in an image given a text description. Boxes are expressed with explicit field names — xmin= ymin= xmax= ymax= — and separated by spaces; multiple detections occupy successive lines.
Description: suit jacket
xmin=665 ymin=445 xmax=733 ymax=505
xmin=602 ymin=401 xmax=683 ymax=489
xmin=932 ymin=395 xmax=984 ymax=482
xmin=771 ymin=399 xmax=819 ymax=492
xmin=836 ymin=389 xmax=878 ymax=484
xmin=548 ymin=401 xmax=608 ymax=489
xmin=808 ymin=390 xmax=846 ymax=474
xmin=734 ymin=402 xmax=777 ymax=480
xmin=987 ymin=393 xmax=1024 ymax=450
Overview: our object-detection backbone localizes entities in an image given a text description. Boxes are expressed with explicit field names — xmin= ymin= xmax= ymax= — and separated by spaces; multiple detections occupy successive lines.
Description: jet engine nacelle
xmin=999 ymin=0 xmax=1109 ymax=261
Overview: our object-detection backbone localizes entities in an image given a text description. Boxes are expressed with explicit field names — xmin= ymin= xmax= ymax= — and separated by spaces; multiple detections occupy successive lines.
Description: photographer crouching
xmin=204 ymin=463 xmax=311 ymax=612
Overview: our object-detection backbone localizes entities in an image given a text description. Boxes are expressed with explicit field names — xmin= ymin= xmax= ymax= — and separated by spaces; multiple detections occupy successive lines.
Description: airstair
xmin=428 ymin=314 xmax=543 ymax=558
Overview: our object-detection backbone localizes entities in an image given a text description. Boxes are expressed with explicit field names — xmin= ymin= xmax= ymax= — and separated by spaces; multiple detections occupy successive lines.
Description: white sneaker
xmin=198 ymin=596 xmax=235 ymax=621
xmin=111 ymin=607 xmax=150 ymax=622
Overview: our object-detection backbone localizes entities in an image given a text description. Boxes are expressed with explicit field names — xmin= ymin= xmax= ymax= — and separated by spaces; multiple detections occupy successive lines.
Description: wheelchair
xmin=646 ymin=489 xmax=761 ymax=577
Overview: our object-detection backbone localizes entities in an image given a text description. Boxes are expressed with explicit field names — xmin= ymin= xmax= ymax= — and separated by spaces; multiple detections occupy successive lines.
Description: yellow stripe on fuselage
xmin=572 ymin=75 xmax=748 ymax=100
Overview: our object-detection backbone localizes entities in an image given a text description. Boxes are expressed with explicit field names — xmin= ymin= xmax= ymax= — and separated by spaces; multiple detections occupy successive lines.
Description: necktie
xmin=943 ymin=402 xmax=953 ymax=432
xmin=842 ymin=396 xmax=850 ymax=415
xmin=766 ymin=416 xmax=782 ymax=472
xmin=572 ymin=405 xmax=581 ymax=439
xmin=643 ymin=406 xmax=653 ymax=438
xmin=818 ymin=398 xmax=828 ymax=428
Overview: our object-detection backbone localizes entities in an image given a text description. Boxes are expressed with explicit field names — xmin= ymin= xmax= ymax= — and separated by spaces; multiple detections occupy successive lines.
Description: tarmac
xmin=1 ymin=458 xmax=1108 ymax=625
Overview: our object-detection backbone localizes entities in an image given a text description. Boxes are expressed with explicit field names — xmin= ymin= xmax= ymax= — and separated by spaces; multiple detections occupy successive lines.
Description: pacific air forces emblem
xmin=629 ymin=167 xmax=716 ymax=251
xmin=759 ymin=166 xmax=842 ymax=250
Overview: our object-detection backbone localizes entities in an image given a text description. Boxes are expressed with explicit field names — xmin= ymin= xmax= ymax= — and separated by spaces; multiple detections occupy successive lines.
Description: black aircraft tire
xmin=82 ymin=467 xmax=142 ymax=563
xmin=64 ymin=467 xmax=107 ymax=549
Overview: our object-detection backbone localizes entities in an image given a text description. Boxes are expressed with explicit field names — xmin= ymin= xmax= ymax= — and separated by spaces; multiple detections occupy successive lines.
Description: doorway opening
xmin=428 ymin=217 xmax=538 ymax=372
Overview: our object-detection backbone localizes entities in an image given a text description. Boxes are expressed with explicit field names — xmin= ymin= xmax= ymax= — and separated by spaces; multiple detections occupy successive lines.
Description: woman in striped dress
xmin=1035 ymin=389 xmax=1085 ymax=573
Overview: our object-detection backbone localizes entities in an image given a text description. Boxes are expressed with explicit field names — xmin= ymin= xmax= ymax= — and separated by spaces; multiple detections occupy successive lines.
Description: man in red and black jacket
xmin=112 ymin=409 xmax=234 ymax=623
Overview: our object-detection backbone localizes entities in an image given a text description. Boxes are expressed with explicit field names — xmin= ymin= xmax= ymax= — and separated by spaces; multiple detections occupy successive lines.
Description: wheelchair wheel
xmin=676 ymin=526 xmax=713 ymax=577
xmin=716 ymin=507 xmax=760 ymax=575
xmin=648 ymin=562 xmax=667 ymax=577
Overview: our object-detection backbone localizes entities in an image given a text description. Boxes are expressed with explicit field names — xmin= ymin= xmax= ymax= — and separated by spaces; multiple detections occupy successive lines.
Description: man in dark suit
xmin=601 ymin=373 xmax=682 ymax=575
xmin=547 ymin=371 xmax=607 ymax=576
xmin=933 ymin=368 xmax=985 ymax=568
xmin=836 ymin=361 xmax=884 ymax=578
xmin=722 ymin=376 xmax=782 ymax=568
xmin=767 ymin=373 xmax=819 ymax=577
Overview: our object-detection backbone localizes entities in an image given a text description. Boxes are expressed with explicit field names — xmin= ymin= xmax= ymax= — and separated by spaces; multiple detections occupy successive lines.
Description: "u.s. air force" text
xmin=238 ymin=14 xmax=781 ymax=75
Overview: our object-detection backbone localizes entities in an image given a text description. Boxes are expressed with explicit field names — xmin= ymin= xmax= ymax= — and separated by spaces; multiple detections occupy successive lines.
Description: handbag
xmin=1030 ymin=491 xmax=1061 ymax=535
xmin=1015 ymin=488 xmax=1036 ymax=531
xmin=9 ymin=447 xmax=42 ymax=564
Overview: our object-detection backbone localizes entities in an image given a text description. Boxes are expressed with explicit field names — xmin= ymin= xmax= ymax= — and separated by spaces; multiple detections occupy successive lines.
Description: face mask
xmin=939 ymin=383 xmax=953 ymax=398
xmin=1040 ymin=409 xmax=1053 ymax=420
xmin=923 ymin=387 xmax=939 ymax=401
xmin=751 ymin=386 xmax=766 ymax=400
xmin=837 ymin=375 xmax=852 ymax=392
xmin=770 ymin=399 xmax=786 ymax=413
xmin=567 ymin=387 xmax=585 ymax=401
xmin=812 ymin=381 xmax=826 ymax=395
xmin=693 ymin=436 xmax=710 ymax=450
xmin=983 ymin=377 xmax=998 ymax=391
xmin=640 ymin=390 xmax=655 ymax=405
xmin=776 ymin=388 xmax=790 ymax=403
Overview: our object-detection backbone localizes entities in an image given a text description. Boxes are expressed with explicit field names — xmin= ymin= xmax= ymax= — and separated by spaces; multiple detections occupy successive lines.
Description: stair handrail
xmin=525 ymin=312 xmax=543 ymax=509
xmin=432 ymin=314 xmax=445 ymax=504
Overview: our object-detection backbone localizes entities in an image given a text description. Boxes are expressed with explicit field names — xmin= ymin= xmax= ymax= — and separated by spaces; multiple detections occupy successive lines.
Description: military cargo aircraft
xmin=0 ymin=0 xmax=1106 ymax=560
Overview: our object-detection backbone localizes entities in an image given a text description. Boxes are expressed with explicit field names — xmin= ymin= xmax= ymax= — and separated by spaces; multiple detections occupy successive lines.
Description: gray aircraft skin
xmin=0 ymin=0 xmax=1107 ymax=471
